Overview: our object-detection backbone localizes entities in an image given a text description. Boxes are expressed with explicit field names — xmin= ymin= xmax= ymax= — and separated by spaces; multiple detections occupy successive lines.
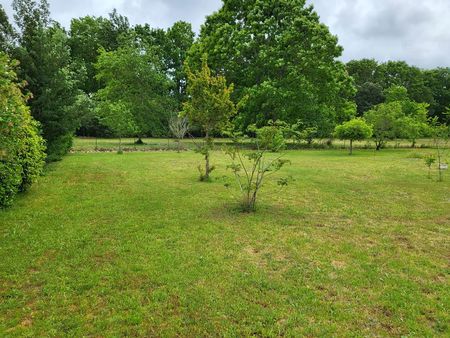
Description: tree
xmin=187 ymin=0 xmax=355 ymax=135
xmin=385 ymin=85 xmax=429 ymax=147
xmin=31 ymin=25 xmax=85 ymax=161
xmin=181 ymin=57 xmax=237 ymax=181
xmin=69 ymin=11 xmax=131 ymax=94
xmin=0 ymin=53 xmax=46 ymax=207
xmin=134 ymin=21 xmax=195 ymax=110
xmin=169 ymin=116 xmax=189 ymax=153
xmin=225 ymin=126 xmax=290 ymax=212
xmin=96 ymin=101 xmax=137 ymax=153
xmin=12 ymin=1 xmax=84 ymax=161
xmin=424 ymin=68 xmax=450 ymax=122
xmin=0 ymin=5 xmax=15 ymax=53
xmin=354 ymin=82 xmax=385 ymax=116
xmin=95 ymin=43 xmax=175 ymax=139
xmin=377 ymin=61 xmax=434 ymax=105
xmin=334 ymin=118 xmax=373 ymax=155
xmin=364 ymin=102 xmax=403 ymax=150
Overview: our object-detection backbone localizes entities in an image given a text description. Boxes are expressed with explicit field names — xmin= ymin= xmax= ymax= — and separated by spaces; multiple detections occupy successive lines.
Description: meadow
xmin=1 ymin=145 xmax=449 ymax=336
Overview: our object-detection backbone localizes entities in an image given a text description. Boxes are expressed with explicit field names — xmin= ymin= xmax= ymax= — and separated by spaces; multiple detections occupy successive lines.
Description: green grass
xmin=1 ymin=149 xmax=449 ymax=336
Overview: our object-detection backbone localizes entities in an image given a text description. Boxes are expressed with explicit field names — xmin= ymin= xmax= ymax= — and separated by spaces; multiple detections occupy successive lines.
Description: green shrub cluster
xmin=0 ymin=53 xmax=46 ymax=207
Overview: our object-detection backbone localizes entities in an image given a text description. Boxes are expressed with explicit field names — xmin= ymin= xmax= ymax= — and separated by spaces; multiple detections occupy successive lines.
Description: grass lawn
xmin=1 ymin=149 xmax=449 ymax=336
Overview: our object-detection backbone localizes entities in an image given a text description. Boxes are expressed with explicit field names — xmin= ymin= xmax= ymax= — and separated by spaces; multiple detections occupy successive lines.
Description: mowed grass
xmin=1 ymin=149 xmax=449 ymax=336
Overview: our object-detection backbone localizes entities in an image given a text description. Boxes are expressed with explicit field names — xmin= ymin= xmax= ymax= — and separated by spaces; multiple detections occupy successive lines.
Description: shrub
xmin=0 ymin=53 xmax=46 ymax=207
xmin=225 ymin=124 xmax=291 ymax=212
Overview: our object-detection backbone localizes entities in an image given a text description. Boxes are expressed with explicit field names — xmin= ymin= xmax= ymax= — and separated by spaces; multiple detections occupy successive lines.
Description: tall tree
xmin=0 ymin=5 xmax=15 ymax=53
xmin=187 ymin=0 xmax=355 ymax=135
xmin=424 ymin=68 xmax=450 ymax=122
xmin=12 ymin=0 xmax=85 ymax=160
xmin=95 ymin=43 xmax=175 ymax=138
xmin=135 ymin=21 xmax=194 ymax=109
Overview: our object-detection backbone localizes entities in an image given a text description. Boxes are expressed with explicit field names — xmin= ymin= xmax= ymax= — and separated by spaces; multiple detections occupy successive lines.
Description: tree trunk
xmin=118 ymin=136 xmax=122 ymax=153
xmin=376 ymin=140 xmax=381 ymax=151
xmin=349 ymin=139 xmax=353 ymax=155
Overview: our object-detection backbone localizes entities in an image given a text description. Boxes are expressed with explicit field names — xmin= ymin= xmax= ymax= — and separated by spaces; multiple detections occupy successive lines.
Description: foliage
xmin=135 ymin=21 xmax=195 ymax=109
xmin=69 ymin=13 xmax=130 ymax=94
xmin=248 ymin=120 xmax=288 ymax=152
xmin=95 ymin=44 xmax=175 ymax=138
xmin=347 ymin=59 xmax=449 ymax=122
xmin=0 ymin=53 xmax=46 ymax=207
xmin=0 ymin=4 xmax=15 ymax=53
xmin=96 ymin=101 xmax=138 ymax=153
xmin=225 ymin=126 xmax=290 ymax=212
xmin=12 ymin=1 xmax=85 ymax=161
xmin=290 ymin=120 xmax=319 ymax=147
xmin=334 ymin=118 xmax=373 ymax=155
xmin=188 ymin=0 xmax=355 ymax=134
xmin=182 ymin=56 xmax=237 ymax=181
xmin=364 ymin=102 xmax=403 ymax=150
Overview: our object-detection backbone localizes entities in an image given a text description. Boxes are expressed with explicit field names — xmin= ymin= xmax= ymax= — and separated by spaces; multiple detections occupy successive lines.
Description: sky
xmin=1 ymin=0 xmax=449 ymax=69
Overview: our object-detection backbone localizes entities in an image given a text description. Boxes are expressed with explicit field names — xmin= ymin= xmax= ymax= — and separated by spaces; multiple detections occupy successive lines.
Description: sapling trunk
xmin=349 ymin=139 xmax=353 ymax=155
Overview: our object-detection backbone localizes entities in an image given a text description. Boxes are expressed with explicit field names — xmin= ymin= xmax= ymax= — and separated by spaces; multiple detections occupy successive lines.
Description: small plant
xmin=225 ymin=125 xmax=291 ymax=212
xmin=169 ymin=115 xmax=189 ymax=153
xmin=424 ymin=155 xmax=436 ymax=179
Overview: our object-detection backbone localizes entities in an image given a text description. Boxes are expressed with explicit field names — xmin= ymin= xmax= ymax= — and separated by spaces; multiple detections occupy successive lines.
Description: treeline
xmin=1 ymin=0 xmax=449 ymax=207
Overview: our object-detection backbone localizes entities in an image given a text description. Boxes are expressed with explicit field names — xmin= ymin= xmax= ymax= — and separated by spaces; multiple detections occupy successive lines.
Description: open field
xmin=1 ymin=149 xmax=449 ymax=336
xmin=71 ymin=137 xmax=439 ymax=152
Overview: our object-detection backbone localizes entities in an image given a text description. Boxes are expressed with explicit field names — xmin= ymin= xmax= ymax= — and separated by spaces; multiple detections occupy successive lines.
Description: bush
xmin=0 ymin=53 xmax=46 ymax=207
xmin=45 ymin=133 xmax=73 ymax=162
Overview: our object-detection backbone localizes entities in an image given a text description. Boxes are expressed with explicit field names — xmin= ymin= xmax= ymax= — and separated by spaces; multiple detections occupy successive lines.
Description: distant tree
xmin=334 ymin=118 xmax=373 ymax=155
xmin=364 ymin=102 xmax=403 ymax=150
xmin=96 ymin=101 xmax=137 ymax=154
xmin=385 ymin=86 xmax=429 ymax=147
xmin=188 ymin=0 xmax=355 ymax=134
xmin=95 ymin=44 xmax=175 ymax=139
xmin=424 ymin=68 xmax=450 ymax=122
xmin=354 ymin=82 xmax=385 ymax=115
xmin=346 ymin=59 xmax=380 ymax=85
xmin=377 ymin=61 xmax=434 ymax=105
xmin=181 ymin=56 xmax=237 ymax=181
xmin=384 ymin=85 xmax=409 ymax=103
xmin=169 ymin=116 xmax=189 ymax=153
xmin=134 ymin=21 xmax=194 ymax=109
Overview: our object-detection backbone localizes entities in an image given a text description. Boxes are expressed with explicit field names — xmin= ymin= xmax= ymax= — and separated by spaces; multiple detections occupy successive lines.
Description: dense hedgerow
xmin=0 ymin=53 xmax=46 ymax=207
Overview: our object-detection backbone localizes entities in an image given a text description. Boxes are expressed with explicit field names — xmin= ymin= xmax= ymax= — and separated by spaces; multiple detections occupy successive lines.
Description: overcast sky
xmin=1 ymin=0 xmax=449 ymax=68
